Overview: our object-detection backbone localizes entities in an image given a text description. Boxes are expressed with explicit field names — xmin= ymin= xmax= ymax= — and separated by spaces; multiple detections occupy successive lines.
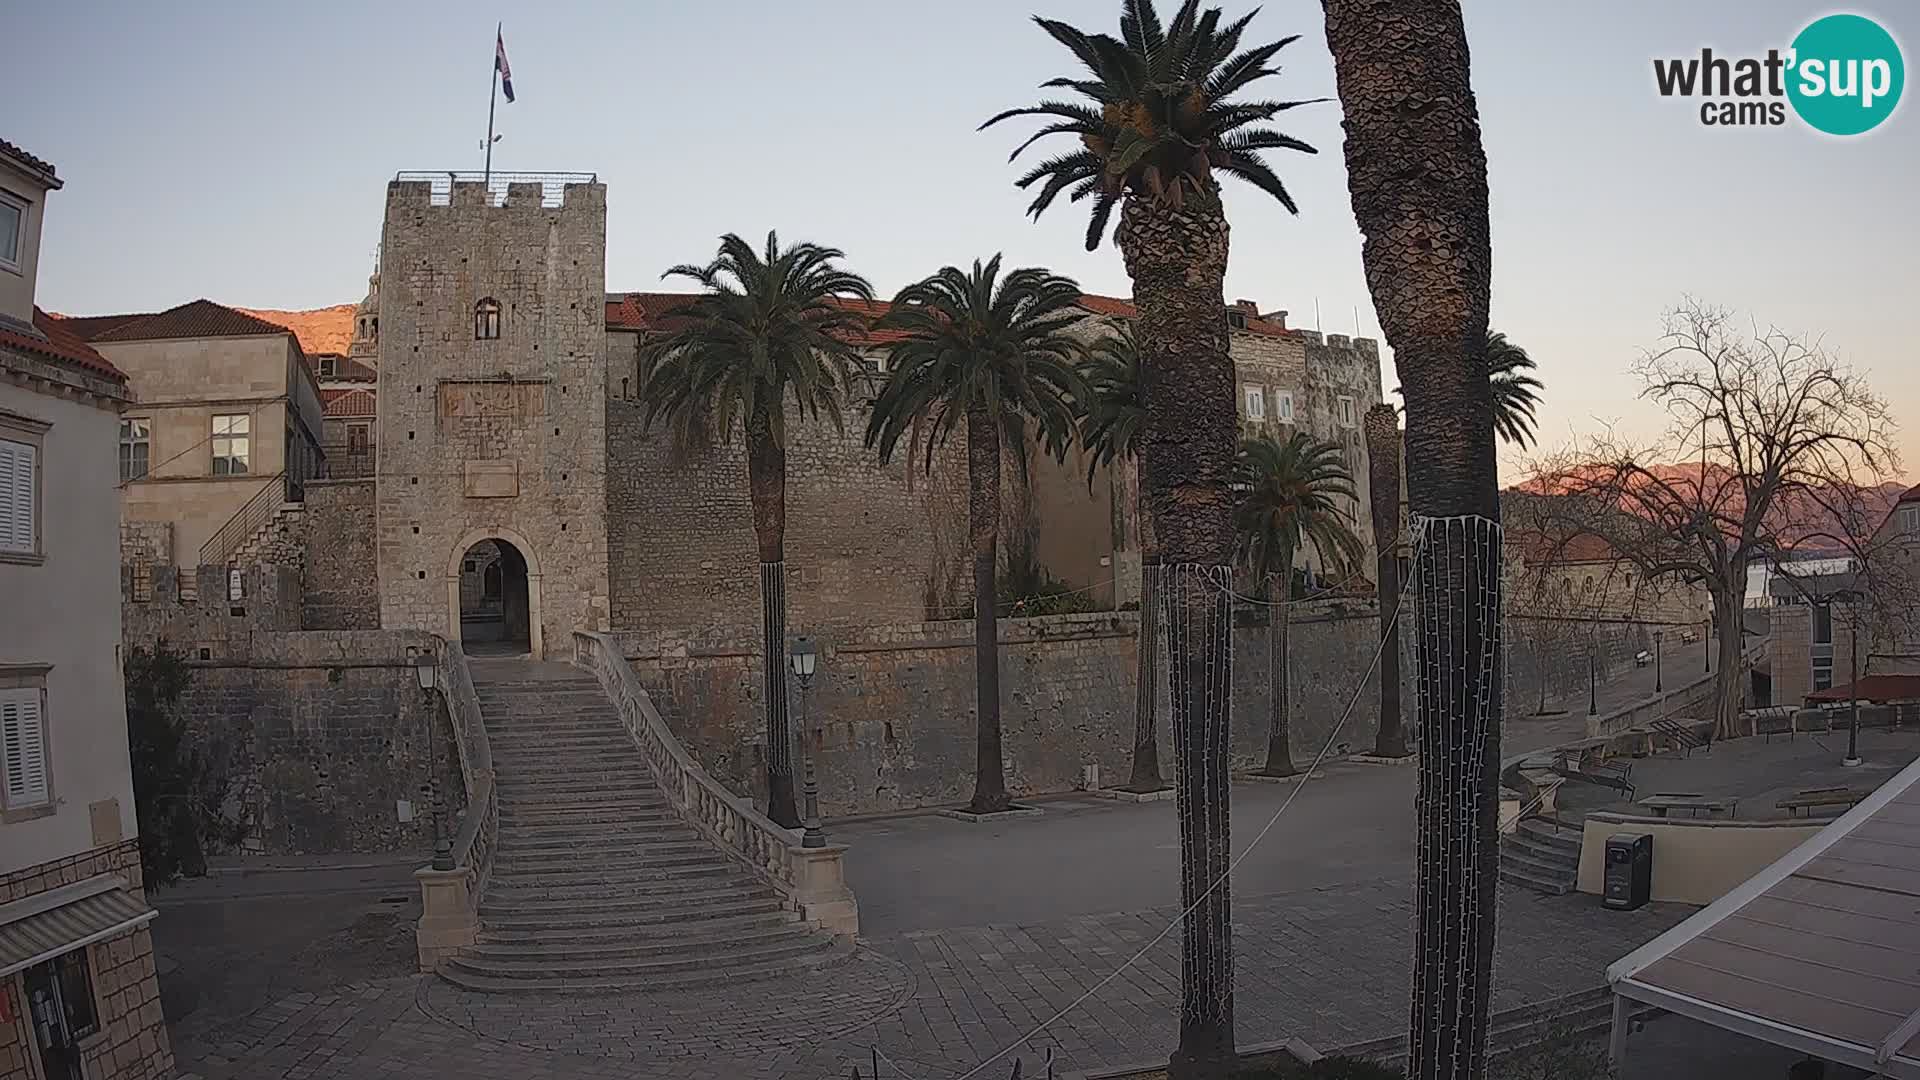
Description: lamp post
xmin=1654 ymin=630 xmax=1664 ymax=694
xmin=789 ymin=636 xmax=826 ymax=848
xmin=1845 ymin=601 xmax=1862 ymax=768
xmin=1588 ymin=638 xmax=1598 ymax=717
xmin=414 ymin=651 xmax=453 ymax=871
xmin=1704 ymin=617 xmax=1711 ymax=674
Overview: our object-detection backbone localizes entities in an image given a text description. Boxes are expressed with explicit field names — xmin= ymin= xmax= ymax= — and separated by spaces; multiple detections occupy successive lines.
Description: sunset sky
xmin=13 ymin=0 xmax=1915 ymax=477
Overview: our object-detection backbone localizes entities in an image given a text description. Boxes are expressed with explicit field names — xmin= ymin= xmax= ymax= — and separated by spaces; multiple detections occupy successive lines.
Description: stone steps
xmin=1498 ymin=819 xmax=1582 ymax=895
xmin=438 ymin=940 xmax=855 ymax=995
xmin=449 ymin=657 xmax=844 ymax=994
xmin=479 ymin=892 xmax=787 ymax=927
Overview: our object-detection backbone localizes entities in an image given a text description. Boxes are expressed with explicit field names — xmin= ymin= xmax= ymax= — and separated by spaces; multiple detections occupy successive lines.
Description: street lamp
xmin=412 ymin=649 xmax=453 ymax=871
xmin=789 ymin=636 xmax=826 ymax=849
xmin=1588 ymin=639 xmax=1598 ymax=717
xmin=1653 ymin=630 xmax=1664 ymax=694
xmin=1844 ymin=598 xmax=1862 ymax=768
xmin=1704 ymin=617 xmax=1711 ymax=674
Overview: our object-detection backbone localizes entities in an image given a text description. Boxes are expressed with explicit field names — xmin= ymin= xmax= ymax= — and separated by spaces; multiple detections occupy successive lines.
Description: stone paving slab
xmin=173 ymin=878 xmax=1690 ymax=1080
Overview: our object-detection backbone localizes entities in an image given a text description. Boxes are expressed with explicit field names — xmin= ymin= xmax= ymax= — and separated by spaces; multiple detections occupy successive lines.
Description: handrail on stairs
xmin=198 ymin=471 xmax=288 ymax=567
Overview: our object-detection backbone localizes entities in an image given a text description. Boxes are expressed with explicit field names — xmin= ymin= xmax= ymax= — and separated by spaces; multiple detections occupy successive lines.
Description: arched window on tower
xmin=474 ymin=298 xmax=501 ymax=340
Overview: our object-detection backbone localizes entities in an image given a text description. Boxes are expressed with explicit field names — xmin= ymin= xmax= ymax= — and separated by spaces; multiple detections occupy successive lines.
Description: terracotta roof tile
xmin=93 ymin=299 xmax=299 ymax=345
xmin=0 ymin=309 xmax=127 ymax=383
xmin=49 ymin=312 xmax=154 ymax=341
xmin=321 ymin=388 xmax=376 ymax=418
xmin=0 ymin=139 xmax=60 ymax=187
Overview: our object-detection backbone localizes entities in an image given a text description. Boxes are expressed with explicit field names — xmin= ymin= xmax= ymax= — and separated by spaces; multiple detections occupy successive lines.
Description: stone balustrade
xmin=573 ymin=630 xmax=858 ymax=938
xmin=415 ymin=639 xmax=496 ymax=970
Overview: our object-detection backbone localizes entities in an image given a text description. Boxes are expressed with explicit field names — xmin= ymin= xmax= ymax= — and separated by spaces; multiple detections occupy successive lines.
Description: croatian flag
xmin=495 ymin=28 xmax=514 ymax=102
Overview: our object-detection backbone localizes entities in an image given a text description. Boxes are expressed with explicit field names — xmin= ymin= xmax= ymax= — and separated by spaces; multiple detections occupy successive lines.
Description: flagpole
xmin=485 ymin=23 xmax=501 ymax=185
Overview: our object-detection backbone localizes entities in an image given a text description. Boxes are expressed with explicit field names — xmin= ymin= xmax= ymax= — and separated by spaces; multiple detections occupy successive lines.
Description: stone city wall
xmin=616 ymin=604 xmax=1414 ymax=817
xmin=300 ymin=477 xmax=380 ymax=630
xmin=604 ymin=385 xmax=973 ymax=642
xmin=170 ymin=630 xmax=460 ymax=855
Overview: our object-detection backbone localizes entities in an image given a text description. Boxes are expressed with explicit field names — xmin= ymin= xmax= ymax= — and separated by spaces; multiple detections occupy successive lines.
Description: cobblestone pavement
xmin=173 ymin=877 xmax=1690 ymax=1080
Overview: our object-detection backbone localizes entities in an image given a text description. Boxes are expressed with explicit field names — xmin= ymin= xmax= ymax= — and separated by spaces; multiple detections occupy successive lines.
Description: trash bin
xmin=1604 ymin=833 xmax=1653 ymax=910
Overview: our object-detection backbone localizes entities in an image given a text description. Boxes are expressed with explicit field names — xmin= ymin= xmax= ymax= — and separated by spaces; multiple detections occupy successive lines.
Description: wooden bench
xmin=1777 ymin=787 xmax=1870 ymax=818
xmin=1640 ymin=792 xmax=1736 ymax=818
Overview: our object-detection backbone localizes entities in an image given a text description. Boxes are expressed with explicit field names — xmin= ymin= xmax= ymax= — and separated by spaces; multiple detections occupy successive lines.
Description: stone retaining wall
xmin=175 ymin=630 xmax=461 ymax=855
xmin=618 ymin=605 xmax=1415 ymax=816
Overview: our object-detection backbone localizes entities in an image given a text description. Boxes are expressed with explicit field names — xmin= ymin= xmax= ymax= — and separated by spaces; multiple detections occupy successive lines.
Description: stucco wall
xmin=0 ymin=158 xmax=49 ymax=325
xmin=1575 ymin=813 xmax=1821 ymax=905
xmin=619 ymin=605 xmax=1410 ymax=816
xmin=375 ymin=179 xmax=610 ymax=659
xmin=0 ymin=382 xmax=138 ymax=873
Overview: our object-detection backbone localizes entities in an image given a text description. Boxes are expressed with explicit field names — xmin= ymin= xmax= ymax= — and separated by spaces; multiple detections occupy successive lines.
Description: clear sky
xmin=13 ymin=1 xmax=1917 ymax=476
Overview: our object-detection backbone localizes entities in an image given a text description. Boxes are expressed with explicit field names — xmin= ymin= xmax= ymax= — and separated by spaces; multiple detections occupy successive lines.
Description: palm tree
xmin=1363 ymin=404 xmax=1407 ymax=758
xmin=635 ymin=231 xmax=874 ymax=828
xmin=1322 ymin=3 xmax=1502 ymax=1077
xmin=1486 ymin=332 xmax=1543 ymax=448
xmin=1077 ymin=326 xmax=1167 ymax=792
xmin=984 ymin=3 xmax=1318 ymax=1068
xmin=866 ymin=258 xmax=1088 ymax=815
xmin=1233 ymin=433 xmax=1362 ymax=777
xmin=1391 ymin=331 xmax=1543 ymax=448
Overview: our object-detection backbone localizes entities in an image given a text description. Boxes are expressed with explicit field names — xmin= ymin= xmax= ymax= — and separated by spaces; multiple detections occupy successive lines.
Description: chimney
xmin=1264 ymin=309 xmax=1288 ymax=330
xmin=1230 ymin=299 xmax=1260 ymax=315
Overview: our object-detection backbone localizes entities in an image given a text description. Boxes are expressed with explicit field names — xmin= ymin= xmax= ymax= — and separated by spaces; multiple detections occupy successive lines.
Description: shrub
xmin=126 ymin=643 xmax=244 ymax=888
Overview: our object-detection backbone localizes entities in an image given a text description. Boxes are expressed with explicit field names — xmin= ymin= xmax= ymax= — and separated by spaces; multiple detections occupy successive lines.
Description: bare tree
xmin=1529 ymin=300 xmax=1898 ymax=739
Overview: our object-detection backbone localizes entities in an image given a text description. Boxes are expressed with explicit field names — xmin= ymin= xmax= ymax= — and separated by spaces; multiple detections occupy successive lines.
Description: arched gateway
xmin=446 ymin=527 xmax=544 ymax=658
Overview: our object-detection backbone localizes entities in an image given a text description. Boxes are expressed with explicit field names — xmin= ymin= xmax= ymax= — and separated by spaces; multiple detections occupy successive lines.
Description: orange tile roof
xmin=92 ymin=299 xmax=300 ymax=345
xmin=1 ymin=309 xmax=127 ymax=383
xmin=51 ymin=312 xmax=154 ymax=341
xmin=321 ymin=388 xmax=376 ymax=418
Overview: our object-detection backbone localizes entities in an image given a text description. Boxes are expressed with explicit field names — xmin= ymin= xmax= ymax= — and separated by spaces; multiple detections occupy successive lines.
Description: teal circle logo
xmin=1787 ymin=14 xmax=1904 ymax=135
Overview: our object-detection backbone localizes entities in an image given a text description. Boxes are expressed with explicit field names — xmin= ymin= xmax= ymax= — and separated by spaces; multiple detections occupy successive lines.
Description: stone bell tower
xmin=373 ymin=173 xmax=610 ymax=658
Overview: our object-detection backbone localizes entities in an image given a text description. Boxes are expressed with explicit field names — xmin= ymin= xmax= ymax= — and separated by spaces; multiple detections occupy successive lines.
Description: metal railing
xmin=393 ymin=170 xmax=597 ymax=208
xmin=198 ymin=471 xmax=288 ymax=567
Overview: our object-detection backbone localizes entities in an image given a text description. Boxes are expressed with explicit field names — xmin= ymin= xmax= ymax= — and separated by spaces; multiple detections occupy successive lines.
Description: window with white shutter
xmin=0 ymin=437 xmax=36 ymax=555
xmin=1 ymin=688 xmax=50 ymax=809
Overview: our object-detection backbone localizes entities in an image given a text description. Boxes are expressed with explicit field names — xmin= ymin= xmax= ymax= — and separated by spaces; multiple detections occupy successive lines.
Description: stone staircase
xmin=441 ymin=659 xmax=848 ymax=993
xmin=228 ymin=502 xmax=304 ymax=565
xmin=1499 ymin=818 xmax=1583 ymax=896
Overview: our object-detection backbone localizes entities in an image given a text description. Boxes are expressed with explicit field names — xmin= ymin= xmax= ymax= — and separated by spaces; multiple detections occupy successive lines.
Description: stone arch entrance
xmin=447 ymin=528 xmax=544 ymax=659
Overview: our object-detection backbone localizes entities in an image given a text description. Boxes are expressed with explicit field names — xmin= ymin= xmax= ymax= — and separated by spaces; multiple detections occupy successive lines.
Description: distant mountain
xmin=237 ymin=303 xmax=356 ymax=356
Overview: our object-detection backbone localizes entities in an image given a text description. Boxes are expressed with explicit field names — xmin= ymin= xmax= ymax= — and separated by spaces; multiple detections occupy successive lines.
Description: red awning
xmin=1806 ymin=675 xmax=1920 ymax=705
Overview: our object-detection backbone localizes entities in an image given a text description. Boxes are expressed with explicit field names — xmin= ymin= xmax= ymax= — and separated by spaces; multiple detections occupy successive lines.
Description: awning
xmin=1806 ymin=674 xmax=1920 ymax=705
xmin=1609 ymin=753 xmax=1920 ymax=1077
xmin=0 ymin=874 xmax=156 ymax=978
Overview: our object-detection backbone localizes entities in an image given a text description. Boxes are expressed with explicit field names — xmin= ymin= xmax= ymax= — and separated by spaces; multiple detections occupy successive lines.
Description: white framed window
xmin=0 ymin=189 xmax=24 ymax=273
xmin=1 ymin=686 xmax=50 ymax=811
xmin=212 ymin=414 xmax=250 ymax=476
xmin=1337 ymin=395 xmax=1357 ymax=426
xmin=119 ymin=418 xmax=150 ymax=481
xmin=1276 ymin=391 xmax=1295 ymax=423
xmin=1244 ymin=387 xmax=1265 ymax=420
xmin=1812 ymin=655 xmax=1835 ymax=692
xmin=1901 ymin=505 xmax=1920 ymax=534
xmin=0 ymin=435 xmax=38 ymax=557
xmin=319 ymin=356 xmax=338 ymax=379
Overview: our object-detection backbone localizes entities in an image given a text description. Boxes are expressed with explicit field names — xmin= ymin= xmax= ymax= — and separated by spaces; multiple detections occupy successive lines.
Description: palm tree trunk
xmin=1323 ymin=4 xmax=1501 ymax=1078
xmin=1129 ymin=458 xmax=1166 ymax=791
xmin=1366 ymin=405 xmax=1408 ymax=758
xmin=1116 ymin=187 xmax=1238 ymax=1078
xmin=1262 ymin=573 xmax=1298 ymax=777
xmin=746 ymin=408 xmax=800 ymax=828
xmin=967 ymin=403 xmax=1011 ymax=814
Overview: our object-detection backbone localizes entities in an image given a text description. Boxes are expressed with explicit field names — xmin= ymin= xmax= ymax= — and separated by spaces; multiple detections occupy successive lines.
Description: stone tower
xmin=374 ymin=175 xmax=610 ymax=658
xmin=349 ymin=269 xmax=379 ymax=368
